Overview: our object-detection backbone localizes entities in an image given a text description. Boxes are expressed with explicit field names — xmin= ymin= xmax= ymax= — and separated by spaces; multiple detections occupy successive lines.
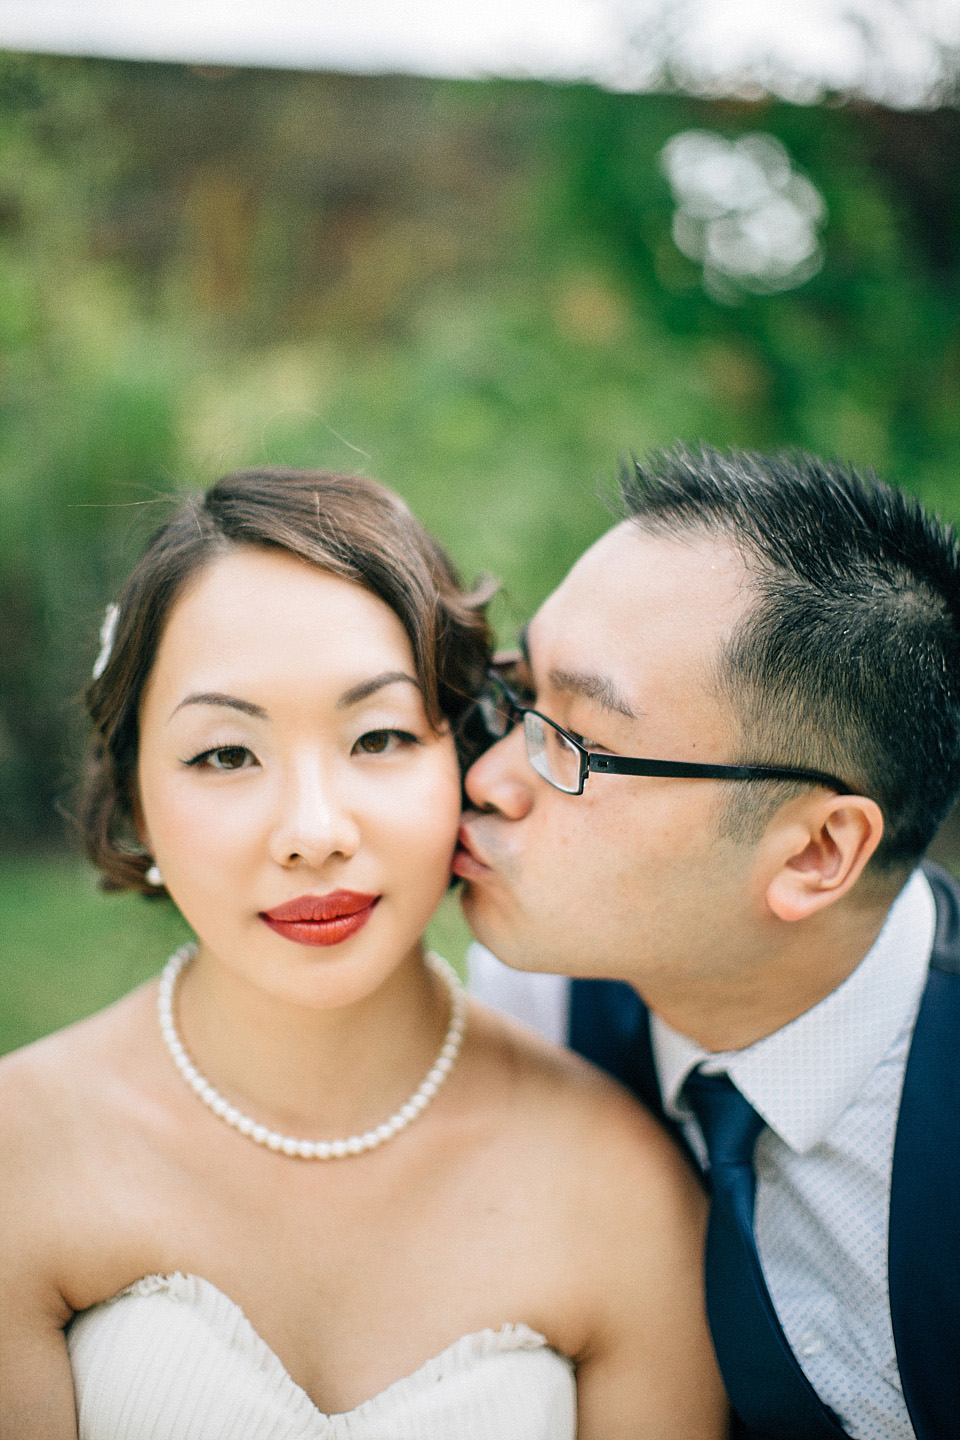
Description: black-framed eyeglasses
xmin=475 ymin=666 xmax=854 ymax=798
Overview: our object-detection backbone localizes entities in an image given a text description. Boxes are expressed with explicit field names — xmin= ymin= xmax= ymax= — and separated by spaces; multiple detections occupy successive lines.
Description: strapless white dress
xmin=67 ymin=1273 xmax=577 ymax=1439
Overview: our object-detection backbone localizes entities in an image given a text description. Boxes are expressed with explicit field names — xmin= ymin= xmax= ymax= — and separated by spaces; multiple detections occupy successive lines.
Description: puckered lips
xmin=451 ymin=825 xmax=493 ymax=881
xmin=259 ymin=891 xmax=380 ymax=947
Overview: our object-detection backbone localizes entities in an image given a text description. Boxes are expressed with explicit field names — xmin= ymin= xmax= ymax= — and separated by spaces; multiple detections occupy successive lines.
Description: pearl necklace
xmin=157 ymin=944 xmax=467 ymax=1159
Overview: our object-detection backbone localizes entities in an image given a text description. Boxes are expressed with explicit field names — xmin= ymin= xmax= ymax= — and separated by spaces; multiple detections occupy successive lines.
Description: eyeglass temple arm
xmin=587 ymin=753 xmax=853 ymax=793
xmin=485 ymin=664 xmax=853 ymax=795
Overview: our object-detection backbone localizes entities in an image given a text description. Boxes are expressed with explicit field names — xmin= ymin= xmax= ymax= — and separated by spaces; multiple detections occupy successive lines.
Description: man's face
xmin=456 ymin=522 xmax=765 ymax=994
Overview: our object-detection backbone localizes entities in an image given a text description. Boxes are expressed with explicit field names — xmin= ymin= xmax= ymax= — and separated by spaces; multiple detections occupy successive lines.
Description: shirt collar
xmin=652 ymin=868 xmax=936 ymax=1154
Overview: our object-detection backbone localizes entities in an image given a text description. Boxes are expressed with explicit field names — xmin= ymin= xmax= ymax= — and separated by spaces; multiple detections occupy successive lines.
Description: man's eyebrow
xmin=336 ymin=672 xmax=420 ymax=709
xmin=547 ymin=667 xmax=638 ymax=720
xmin=520 ymin=624 xmax=637 ymax=719
xmin=171 ymin=692 xmax=268 ymax=720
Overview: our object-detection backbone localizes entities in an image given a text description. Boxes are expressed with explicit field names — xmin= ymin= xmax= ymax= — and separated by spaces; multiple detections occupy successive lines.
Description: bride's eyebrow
xmin=171 ymin=693 xmax=267 ymax=720
xmin=168 ymin=675 xmax=420 ymax=721
xmin=336 ymin=672 xmax=421 ymax=709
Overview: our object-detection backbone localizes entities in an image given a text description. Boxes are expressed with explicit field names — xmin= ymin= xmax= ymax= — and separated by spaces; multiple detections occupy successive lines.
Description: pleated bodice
xmin=67 ymin=1272 xmax=577 ymax=1439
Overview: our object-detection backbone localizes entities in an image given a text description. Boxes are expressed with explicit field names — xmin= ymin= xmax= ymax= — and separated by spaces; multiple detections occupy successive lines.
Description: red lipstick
xmin=260 ymin=891 xmax=380 ymax=947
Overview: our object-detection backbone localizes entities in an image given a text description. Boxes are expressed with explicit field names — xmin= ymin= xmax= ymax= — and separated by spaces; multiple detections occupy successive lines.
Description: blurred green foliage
xmin=0 ymin=54 xmax=958 ymax=848
xmin=0 ymin=856 xmax=190 ymax=1052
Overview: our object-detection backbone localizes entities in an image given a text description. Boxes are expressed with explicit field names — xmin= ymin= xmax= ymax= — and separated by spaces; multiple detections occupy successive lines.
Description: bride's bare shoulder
xmin=0 ymin=986 xmax=159 ymax=1302
xmin=465 ymin=995 xmax=689 ymax=1185
xmin=0 ymin=984 xmax=155 ymax=1138
xmin=460 ymin=996 xmax=716 ymax=1411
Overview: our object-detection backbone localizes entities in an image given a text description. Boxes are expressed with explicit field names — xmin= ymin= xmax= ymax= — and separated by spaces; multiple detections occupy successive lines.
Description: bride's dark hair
xmin=80 ymin=468 xmax=493 ymax=894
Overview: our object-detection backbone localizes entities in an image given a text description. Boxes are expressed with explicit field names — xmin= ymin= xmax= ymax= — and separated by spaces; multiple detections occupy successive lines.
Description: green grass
xmin=425 ymin=888 xmax=474 ymax=982
xmin=0 ymin=856 xmax=472 ymax=1056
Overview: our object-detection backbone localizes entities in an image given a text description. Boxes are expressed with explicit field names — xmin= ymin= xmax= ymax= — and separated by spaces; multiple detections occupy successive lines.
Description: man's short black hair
xmin=618 ymin=445 xmax=960 ymax=872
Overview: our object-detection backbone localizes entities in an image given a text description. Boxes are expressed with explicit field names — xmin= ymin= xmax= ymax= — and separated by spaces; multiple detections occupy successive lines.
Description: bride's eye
xmin=186 ymin=745 xmax=257 ymax=771
xmin=353 ymin=729 xmax=418 ymax=756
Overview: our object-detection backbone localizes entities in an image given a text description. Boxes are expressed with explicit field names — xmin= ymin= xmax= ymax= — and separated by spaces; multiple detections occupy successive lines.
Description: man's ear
xmin=764 ymin=794 xmax=885 ymax=923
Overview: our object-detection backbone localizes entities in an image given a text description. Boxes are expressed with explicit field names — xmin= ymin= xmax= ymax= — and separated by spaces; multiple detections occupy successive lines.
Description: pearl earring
xmin=145 ymin=863 xmax=164 ymax=888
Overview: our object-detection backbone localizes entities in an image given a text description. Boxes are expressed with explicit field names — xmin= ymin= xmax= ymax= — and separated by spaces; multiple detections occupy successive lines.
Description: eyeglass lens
xmin=524 ymin=712 xmax=582 ymax=793
xmin=477 ymin=688 xmax=512 ymax=740
xmin=479 ymin=672 xmax=584 ymax=793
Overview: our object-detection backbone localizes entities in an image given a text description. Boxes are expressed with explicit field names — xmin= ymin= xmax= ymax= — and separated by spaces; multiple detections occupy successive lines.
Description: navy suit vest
xmin=569 ymin=862 xmax=960 ymax=1440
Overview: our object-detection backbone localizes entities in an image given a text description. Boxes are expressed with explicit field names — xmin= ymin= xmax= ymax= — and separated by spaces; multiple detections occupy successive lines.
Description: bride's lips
xmin=451 ymin=826 xmax=493 ymax=881
xmin=259 ymin=891 xmax=380 ymax=947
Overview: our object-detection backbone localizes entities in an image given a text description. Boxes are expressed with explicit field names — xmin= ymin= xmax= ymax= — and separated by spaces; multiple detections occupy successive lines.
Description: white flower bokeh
xmin=660 ymin=130 xmax=827 ymax=300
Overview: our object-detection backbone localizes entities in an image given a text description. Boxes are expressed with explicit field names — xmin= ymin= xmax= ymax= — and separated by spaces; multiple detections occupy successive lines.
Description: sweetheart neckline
xmin=80 ymin=1271 xmax=560 ymax=1420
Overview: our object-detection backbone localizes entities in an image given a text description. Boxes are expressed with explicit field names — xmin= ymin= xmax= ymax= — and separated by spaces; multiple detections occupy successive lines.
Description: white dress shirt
xmin=467 ymin=868 xmax=936 ymax=1440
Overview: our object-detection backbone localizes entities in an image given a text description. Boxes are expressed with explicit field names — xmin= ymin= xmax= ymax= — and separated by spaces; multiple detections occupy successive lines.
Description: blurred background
xmin=1 ymin=0 xmax=959 ymax=1050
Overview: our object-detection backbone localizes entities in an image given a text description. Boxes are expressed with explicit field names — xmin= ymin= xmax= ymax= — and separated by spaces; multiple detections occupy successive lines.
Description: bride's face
xmin=136 ymin=546 xmax=463 ymax=1009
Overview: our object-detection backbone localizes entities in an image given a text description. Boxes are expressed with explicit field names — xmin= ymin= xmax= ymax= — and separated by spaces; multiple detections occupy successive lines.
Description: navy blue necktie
xmin=682 ymin=1069 xmax=849 ymax=1439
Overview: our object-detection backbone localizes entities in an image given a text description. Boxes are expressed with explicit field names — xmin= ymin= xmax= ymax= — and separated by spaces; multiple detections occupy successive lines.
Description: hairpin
xmin=92 ymin=603 xmax=120 ymax=680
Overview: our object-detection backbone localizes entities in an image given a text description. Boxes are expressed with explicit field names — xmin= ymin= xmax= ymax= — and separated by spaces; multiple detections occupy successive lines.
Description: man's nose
xmin=268 ymin=761 xmax=361 ymax=868
xmin=464 ymin=725 xmax=534 ymax=819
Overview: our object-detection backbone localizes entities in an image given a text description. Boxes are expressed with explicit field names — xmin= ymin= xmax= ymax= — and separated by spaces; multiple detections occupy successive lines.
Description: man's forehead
xmin=529 ymin=523 xmax=749 ymax=688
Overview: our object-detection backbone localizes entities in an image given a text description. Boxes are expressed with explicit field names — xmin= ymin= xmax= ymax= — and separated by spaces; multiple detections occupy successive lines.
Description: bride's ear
xmin=763 ymin=793 xmax=885 ymax=923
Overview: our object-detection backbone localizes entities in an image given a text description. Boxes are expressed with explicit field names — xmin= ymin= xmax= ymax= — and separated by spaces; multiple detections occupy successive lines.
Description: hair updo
xmin=80 ymin=468 xmax=493 ymax=893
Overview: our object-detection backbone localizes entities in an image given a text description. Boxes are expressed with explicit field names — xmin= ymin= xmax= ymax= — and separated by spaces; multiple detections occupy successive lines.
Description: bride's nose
xmin=267 ymin=759 xmax=361 ymax=868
